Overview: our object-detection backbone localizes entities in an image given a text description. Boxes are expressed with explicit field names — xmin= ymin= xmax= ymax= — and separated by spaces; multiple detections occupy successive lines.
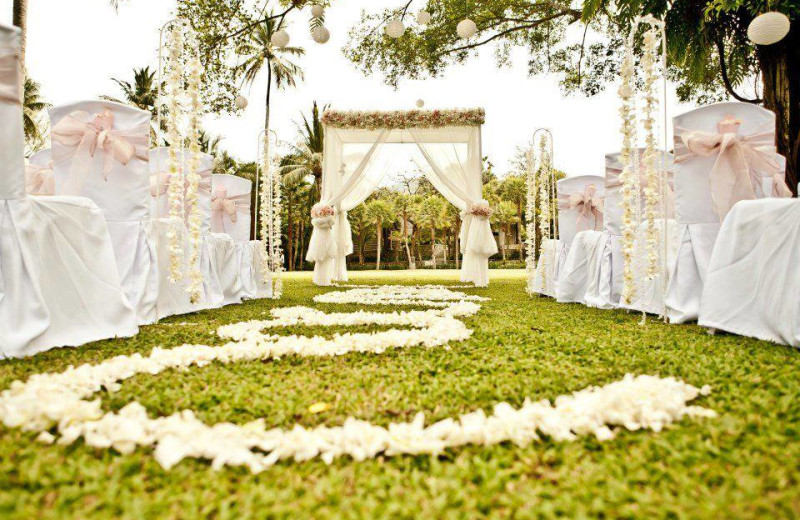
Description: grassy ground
xmin=1 ymin=270 xmax=799 ymax=519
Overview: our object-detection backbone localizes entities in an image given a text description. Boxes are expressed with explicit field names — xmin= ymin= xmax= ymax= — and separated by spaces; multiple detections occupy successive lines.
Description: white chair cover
xmin=699 ymin=199 xmax=800 ymax=347
xmin=554 ymin=175 xmax=605 ymax=303
xmin=211 ymin=173 xmax=269 ymax=299
xmin=665 ymin=102 xmax=780 ymax=323
xmin=0 ymin=24 xmax=137 ymax=357
xmin=50 ymin=100 xmax=159 ymax=324
xmin=588 ymin=150 xmax=676 ymax=311
xmin=25 ymin=148 xmax=54 ymax=195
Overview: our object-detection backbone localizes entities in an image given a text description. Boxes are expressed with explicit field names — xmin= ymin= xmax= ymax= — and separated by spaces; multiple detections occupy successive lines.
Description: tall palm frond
xmin=235 ymin=18 xmax=305 ymax=91
xmin=22 ymin=77 xmax=49 ymax=144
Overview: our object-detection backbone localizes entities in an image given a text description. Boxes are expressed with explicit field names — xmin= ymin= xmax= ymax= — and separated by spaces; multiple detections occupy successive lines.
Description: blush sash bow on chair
xmin=24 ymin=162 xmax=55 ymax=195
xmin=211 ymin=187 xmax=250 ymax=231
xmin=675 ymin=118 xmax=789 ymax=221
xmin=606 ymin=164 xmax=675 ymax=219
xmin=51 ymin=109 xmax=149 ymax=195
xmin=559 ymin=184 xmax=604 ymax=231
xmin=150 ymin=168 xmax=211 ymax=198
xmin=0 ymin=50 xmax=21 ymax=105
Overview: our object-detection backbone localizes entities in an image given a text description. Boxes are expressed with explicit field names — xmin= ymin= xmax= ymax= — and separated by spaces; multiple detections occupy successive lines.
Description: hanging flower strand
xmin=270 ymin=147 xmax=284 ymax=299
xmin=537 ymin=135 xmax=552 ymax=288
xmin=165 ymin=23 xmax=186 ymax=284
xmin=184 ymin=31 xmax=205 ymax=303
xmin=525 ymin=145 xmax=537 ymax=296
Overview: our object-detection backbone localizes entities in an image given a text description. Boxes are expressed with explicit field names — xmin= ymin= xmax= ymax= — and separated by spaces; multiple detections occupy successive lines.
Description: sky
xmin=2 ymin=0 xmax=701 ymax=177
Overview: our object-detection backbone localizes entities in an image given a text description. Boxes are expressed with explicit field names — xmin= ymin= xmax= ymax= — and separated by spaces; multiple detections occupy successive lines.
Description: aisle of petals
xmin=0 ymin=285 xmax=715 ymax=474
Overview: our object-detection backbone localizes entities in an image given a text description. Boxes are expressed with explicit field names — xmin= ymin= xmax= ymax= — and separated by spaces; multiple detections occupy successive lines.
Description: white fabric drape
xmin=309 ymin=124 xmax=496 ymax=287
xmin=410 ymin=128 xmax=496 ymax=286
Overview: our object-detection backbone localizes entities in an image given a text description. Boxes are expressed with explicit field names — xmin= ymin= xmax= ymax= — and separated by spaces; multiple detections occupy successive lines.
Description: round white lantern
xmin=416 ymin=99 xmax=425 ymax=108
xmin=270 ymin=29 xmax=290 ymax=48
xmin=311 ymin=25 xmax=330 ymax=44
xmin=457 ymin=18 xmax=478 ymax=39
xmin=385 ymin=18 xmax=405 ymax=39
xmin=417 ymin=10 xmax=431 ymax=25
xmin=235 ymin=95 xmax=248 ymax=110
xmin=310 ymin=4 xmax=325 ymax=18
xmin=748 ymin=12 xmax=791 ymax=45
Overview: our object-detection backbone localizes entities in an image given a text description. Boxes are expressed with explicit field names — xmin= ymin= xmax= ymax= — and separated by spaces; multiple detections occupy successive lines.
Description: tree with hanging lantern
xmin=345 ymin=0 xmax=799 ymax=195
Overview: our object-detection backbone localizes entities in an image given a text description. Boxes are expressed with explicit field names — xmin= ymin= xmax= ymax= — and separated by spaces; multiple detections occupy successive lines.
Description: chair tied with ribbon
xmin=24 ymin=161 xmax=55 ymax=196
xmin=211 ymin=186 xmax=250 ymax=232
xmin=558 ymin=184 xmax=604 ymax=231
xmin=51 ymin=108 xmax=149 ymax=195
xmin=0 ymin=49 xmax=21 ymax=105
xmin=606 ymin=160 xmax=676 ymax=219
xmin=675 ymin=116 xmax=790 ymax=221
xmin=150 ymin=166 xmax=212 ymax=199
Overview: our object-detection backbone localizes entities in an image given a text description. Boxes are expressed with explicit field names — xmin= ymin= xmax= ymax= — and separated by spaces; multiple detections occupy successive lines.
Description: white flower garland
xmin=618 ymin=16 xmax=668 ymax=304
xmin=184 ymin=33 xmax=204 ymax=303
xmin=165 ymin=23 xmax=185 ymax=284
xmin=536 ymin=135 xmax=553 ymax=288
xmin=0 ymin=286 xmax=714 ymax=474
xmin=260 ymin=135 xmax=284 ymax=299
xmin=525 ymin=145 xmax=537 ymax=296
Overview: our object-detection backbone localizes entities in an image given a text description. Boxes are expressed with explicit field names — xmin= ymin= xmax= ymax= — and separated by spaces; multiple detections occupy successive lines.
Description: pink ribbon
xmin=675 ymin=118 xmax=788 ymax=221
xmin=51 ymin=109 xmax=149 ymax=195
xmin=149 ymin=170 xmax=173 ymax=197
xmin=558 ymin=184 xmax=604 ymax=231
xmin=606 ymin=164 xmax=676 ymax=219
xmin=24 ymin=161 xmax=55 ymax=195
xmin=0 ymin=51 xmax=21 ymax=105
xmin=211 ymin=187 xmax=250 ymax=231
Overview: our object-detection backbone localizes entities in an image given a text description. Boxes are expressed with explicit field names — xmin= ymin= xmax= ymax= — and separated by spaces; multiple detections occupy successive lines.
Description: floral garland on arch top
xmin=321 ymin=108 xmax=485 ymax=130
xmin=618 ymin=16 xmax=668 ymax=306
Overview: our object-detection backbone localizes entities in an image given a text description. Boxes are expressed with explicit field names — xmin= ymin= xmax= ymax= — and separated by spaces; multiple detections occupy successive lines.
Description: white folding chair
xmin=50 ymin=100 xmax=159 ymax=324
xmin=211 ymin=174 xmax=269 ymax=299
xmin=553 ymin=175 xmax=605 ymax=303
xmin=666 ymin=101 xmax=782 ymax=323
xmin=0 ymin=24 xmax=137 ymax=357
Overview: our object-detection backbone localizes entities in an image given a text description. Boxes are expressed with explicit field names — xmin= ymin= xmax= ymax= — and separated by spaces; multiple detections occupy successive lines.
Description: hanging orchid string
xmin=536 ymin=133 xmax=553 ymax=289
xmin=184 ymin=31 xmax=205 ymax=303
xmin=525 ymin=144 xmax=537 ymax=296
xmin=165 ymin=23 xmax=186 ymax=284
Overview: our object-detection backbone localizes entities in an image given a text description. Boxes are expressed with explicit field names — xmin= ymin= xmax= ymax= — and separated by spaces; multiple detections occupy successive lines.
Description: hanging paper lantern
xmin=385 ymin=18 xmax=405 ymax=39
xmin=311 ymin=25 xmax=331 ymax=44
xmin=270 ymin=30 xmax=290 ymax=48
xmin=457 ymin=19 xmax=478 ymax=39
xmin=417 ymin=10 xmax=431 ymax=25
xmin=748 ymin=12 xmax=791 ymax=45
xmin=310 ymin=4 xmax=325 ymax=18
xmin=416 ymin=99 xmax=425 ymax=108
xmin=235 ymin=95 xmax=248 ymax=110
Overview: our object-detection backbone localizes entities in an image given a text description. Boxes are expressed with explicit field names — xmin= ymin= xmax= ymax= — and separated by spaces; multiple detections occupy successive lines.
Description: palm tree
xmin=282 ymin=101 xmax=327 ymax=199
xmin=236 ymin=17 xmax=304 ymax=139
xmin=22 ymin=77 xmax=48 ymax=147
xmin=198 ymin=129 xmax=223 ymax=156
xmin=417 ymin=195 xmax=448 ymax=269
xmin=12 ymin=0 xmax=27 ymax=74
xmin=365 ymin=200 xmax=395 ymax=270
xmin=348 ymin=205 xmax=372 ymax=265
xmin=491 ymin=201 xmax=518 ymax=261
xmin=499 ymin=175 xmax=526 ymax=259
xmin=102 ymin=66 xmax=163 ymax=142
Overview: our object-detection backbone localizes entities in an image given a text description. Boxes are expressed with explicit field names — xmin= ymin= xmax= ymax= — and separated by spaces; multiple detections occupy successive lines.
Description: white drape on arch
xmin=308 ymin=125 xmax=497 ymax=286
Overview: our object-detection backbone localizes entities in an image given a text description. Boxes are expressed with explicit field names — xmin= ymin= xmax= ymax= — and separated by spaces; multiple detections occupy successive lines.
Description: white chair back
xmin=0 ymin=24 xmax=25 ymax=200
xmin=26 ymin=148 xmax=54 ymax=196
xmin=210 ymin=173 xmax=252 ymax=243
xmin=50 ymin=101 xmax=150 ymax=222
xmin=604 ymin=149 xmax=674 ymax=235
xmin=557 ymin=175 xmax=605 ymax=244
xmin=672 ymin=102 xmax=775 ymax=225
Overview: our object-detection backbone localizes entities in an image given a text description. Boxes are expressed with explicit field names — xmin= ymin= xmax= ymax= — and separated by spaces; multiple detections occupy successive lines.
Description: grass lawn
xmin=1 ymin=269 xmax=799 ymax=519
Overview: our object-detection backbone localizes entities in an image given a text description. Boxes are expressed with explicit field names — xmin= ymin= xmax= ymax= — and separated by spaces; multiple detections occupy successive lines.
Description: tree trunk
xmin=500 ymin=227 xmax=507 ymax=261
xmin=298 ymin=220 xmax=306 ymax=270
xmin=430 ymin=228 xmax=436 ymax=269
xmin=358 ymin=235 xmax=364 ymax=264
xmin=12 ymin=0 xmax=27 ymax=76
xmin=455 ymin=215 xmax=460 ymax=269
xmin=758 ymin=21 xmax=799 ymax=195
xmin=375 ymin=219 xmax=382 ymax=270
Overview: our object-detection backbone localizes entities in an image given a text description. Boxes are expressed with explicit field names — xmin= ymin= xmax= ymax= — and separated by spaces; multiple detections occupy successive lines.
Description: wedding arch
xmin=306 ymin=108 xmax=498 ymax=287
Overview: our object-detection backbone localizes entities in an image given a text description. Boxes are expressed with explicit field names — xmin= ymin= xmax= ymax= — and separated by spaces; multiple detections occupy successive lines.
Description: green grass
xmin=1 ymin=270 xmax=799 ymax=519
